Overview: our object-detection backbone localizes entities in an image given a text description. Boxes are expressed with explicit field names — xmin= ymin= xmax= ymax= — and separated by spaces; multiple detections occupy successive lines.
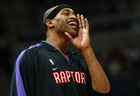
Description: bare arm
xmin=81 ymin=47 xmax=111 ymax=93
xmin=65 ymin=14 xmax=111 ymax=93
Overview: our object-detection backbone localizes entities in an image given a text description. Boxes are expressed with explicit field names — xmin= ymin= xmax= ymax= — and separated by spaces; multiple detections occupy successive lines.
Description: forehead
xmin=58 ymin=8 xmax=74 ymax=14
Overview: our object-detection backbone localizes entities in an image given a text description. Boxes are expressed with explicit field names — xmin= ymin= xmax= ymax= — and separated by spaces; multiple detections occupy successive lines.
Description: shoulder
xmin=16 ymin=42 xmax=44 ymax=62
xmin=27 ymin=42 xmax=44 ymax=53
xmin=20 ymin=42 xmax=45 ymax=55
xmin=15 ymin=43 xmax=44 ymax=73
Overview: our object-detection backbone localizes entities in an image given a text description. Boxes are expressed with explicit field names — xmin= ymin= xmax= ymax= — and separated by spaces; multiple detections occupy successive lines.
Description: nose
xmin=69 ymin=13 xmax=76 ymax=19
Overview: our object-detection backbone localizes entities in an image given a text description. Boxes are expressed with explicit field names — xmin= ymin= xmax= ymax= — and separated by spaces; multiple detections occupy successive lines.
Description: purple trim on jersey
xmin=16 ymin=50 xmax=27 ymax=96
xmin=15 ymin=43 xmax=41 ymax=96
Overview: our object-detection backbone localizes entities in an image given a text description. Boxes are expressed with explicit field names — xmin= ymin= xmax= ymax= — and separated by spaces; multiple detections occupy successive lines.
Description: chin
xmin=73 ymin=29 xmax=79 ymax=37
xmin=65 ymin=26 xmax=79 ymax=38
xmin=70 ymin=31 xmax=78 ymax=38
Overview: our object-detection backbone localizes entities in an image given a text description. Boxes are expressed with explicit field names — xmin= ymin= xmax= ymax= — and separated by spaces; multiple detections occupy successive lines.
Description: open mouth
xmin=67 ymin=20 xmax=78 ymax=29
xmin=68 ymin=22 xmax=79 ymax=32
xmin=68 ymin=22 xmax=77 ymax=27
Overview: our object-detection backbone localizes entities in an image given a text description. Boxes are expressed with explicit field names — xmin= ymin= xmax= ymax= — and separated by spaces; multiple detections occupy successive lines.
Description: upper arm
xmin=15 ymin=49 xmax=37 ymax=96
xmin=16 ymin=48 xmax=53 ymax=96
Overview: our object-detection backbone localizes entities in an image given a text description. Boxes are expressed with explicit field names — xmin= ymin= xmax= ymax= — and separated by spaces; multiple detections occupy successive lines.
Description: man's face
xmin=52 ymin=8 xmax=79 ymax=38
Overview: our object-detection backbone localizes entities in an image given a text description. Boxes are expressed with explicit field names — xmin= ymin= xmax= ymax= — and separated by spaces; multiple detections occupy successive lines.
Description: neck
xmin=46 ymin=31 xmax=69 ymax=54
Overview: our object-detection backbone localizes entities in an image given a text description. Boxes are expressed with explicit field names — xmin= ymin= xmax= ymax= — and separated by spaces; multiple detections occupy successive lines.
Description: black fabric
xmin=10 ymin=72 xmax=17 ymax=96
xmin=10 ymin=41 xmax=94 ymax=96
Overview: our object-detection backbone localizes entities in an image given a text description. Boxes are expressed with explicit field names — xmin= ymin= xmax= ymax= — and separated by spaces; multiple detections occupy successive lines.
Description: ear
xmin=46 ymin=19 xmax=55 ymax=28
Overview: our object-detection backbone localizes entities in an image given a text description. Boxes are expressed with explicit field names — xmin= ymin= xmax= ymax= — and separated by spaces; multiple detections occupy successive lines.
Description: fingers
xmin=77 ymin=14 xmax=82 ymax=29
xmin=64 ymin=32 xmax=73 ymax=40
xmin=85 ymin=18 xmax=89 ymax=30
xmin=64 ymin=32 xmax=76 ymax=44
xmin=77 ymin=14 xmax=89 ymax=29
xmin=81 ymin=15 xmax=85 ymax=28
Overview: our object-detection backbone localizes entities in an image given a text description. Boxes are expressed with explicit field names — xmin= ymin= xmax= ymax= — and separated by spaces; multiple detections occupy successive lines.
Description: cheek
xmin=55 ymin=19 xmax=65 ymax=27
xmin=54 ymin=18 xmax=73 ymax=32
xmin=57 ymin=20 xmax=68 ymax=29
xmin=54 ymin=20 xmax=66 ymax=33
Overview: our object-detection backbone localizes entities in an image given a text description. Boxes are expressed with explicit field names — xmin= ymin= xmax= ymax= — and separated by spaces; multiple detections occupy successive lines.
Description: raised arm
xmin=65 ymin=14 xmax=111 ymax=93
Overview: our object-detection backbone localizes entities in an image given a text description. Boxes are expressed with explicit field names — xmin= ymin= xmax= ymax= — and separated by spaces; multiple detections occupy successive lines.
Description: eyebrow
xmin=62 ymin=8 xmax=74 ymax=13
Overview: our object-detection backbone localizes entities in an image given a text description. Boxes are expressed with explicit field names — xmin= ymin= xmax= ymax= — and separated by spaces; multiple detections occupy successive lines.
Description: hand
xmin=65 ymin=14 xmax=91 ymax=51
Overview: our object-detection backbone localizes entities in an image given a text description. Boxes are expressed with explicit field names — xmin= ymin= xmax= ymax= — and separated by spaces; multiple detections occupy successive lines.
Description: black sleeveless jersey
xmin=10 ymin=41 xmax=94 ymax=96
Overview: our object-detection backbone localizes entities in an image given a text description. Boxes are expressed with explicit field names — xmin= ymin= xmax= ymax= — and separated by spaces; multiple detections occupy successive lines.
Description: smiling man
xmin=10 ymin=4 xmax=111 ymax=96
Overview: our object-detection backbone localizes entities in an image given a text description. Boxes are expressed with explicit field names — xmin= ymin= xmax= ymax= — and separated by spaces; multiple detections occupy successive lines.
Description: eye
xmin=62 ymin=11 xmax=70 ymax=16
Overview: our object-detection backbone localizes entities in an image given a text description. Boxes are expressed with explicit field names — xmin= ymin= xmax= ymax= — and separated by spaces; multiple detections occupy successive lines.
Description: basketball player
xmin=10 ymin=4 xmax=111 ymax=96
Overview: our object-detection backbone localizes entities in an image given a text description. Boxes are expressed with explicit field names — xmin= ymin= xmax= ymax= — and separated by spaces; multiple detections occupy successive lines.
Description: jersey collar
xmin=41 ymin=41 xmax=79 ymax=56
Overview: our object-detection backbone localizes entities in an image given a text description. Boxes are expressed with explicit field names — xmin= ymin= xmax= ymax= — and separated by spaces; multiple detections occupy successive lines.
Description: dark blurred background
xmin=0 ymin=0 xmax=140 ymax=96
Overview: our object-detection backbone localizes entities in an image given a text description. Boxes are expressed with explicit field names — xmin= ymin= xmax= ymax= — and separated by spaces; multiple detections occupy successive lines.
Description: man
xmin=10 ymin=4 xmax=111 ymax=96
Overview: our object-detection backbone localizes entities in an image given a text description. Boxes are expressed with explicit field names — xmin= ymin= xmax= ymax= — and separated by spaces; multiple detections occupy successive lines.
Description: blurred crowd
xmin=98 ymin=47 xmax=140 ymax=96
